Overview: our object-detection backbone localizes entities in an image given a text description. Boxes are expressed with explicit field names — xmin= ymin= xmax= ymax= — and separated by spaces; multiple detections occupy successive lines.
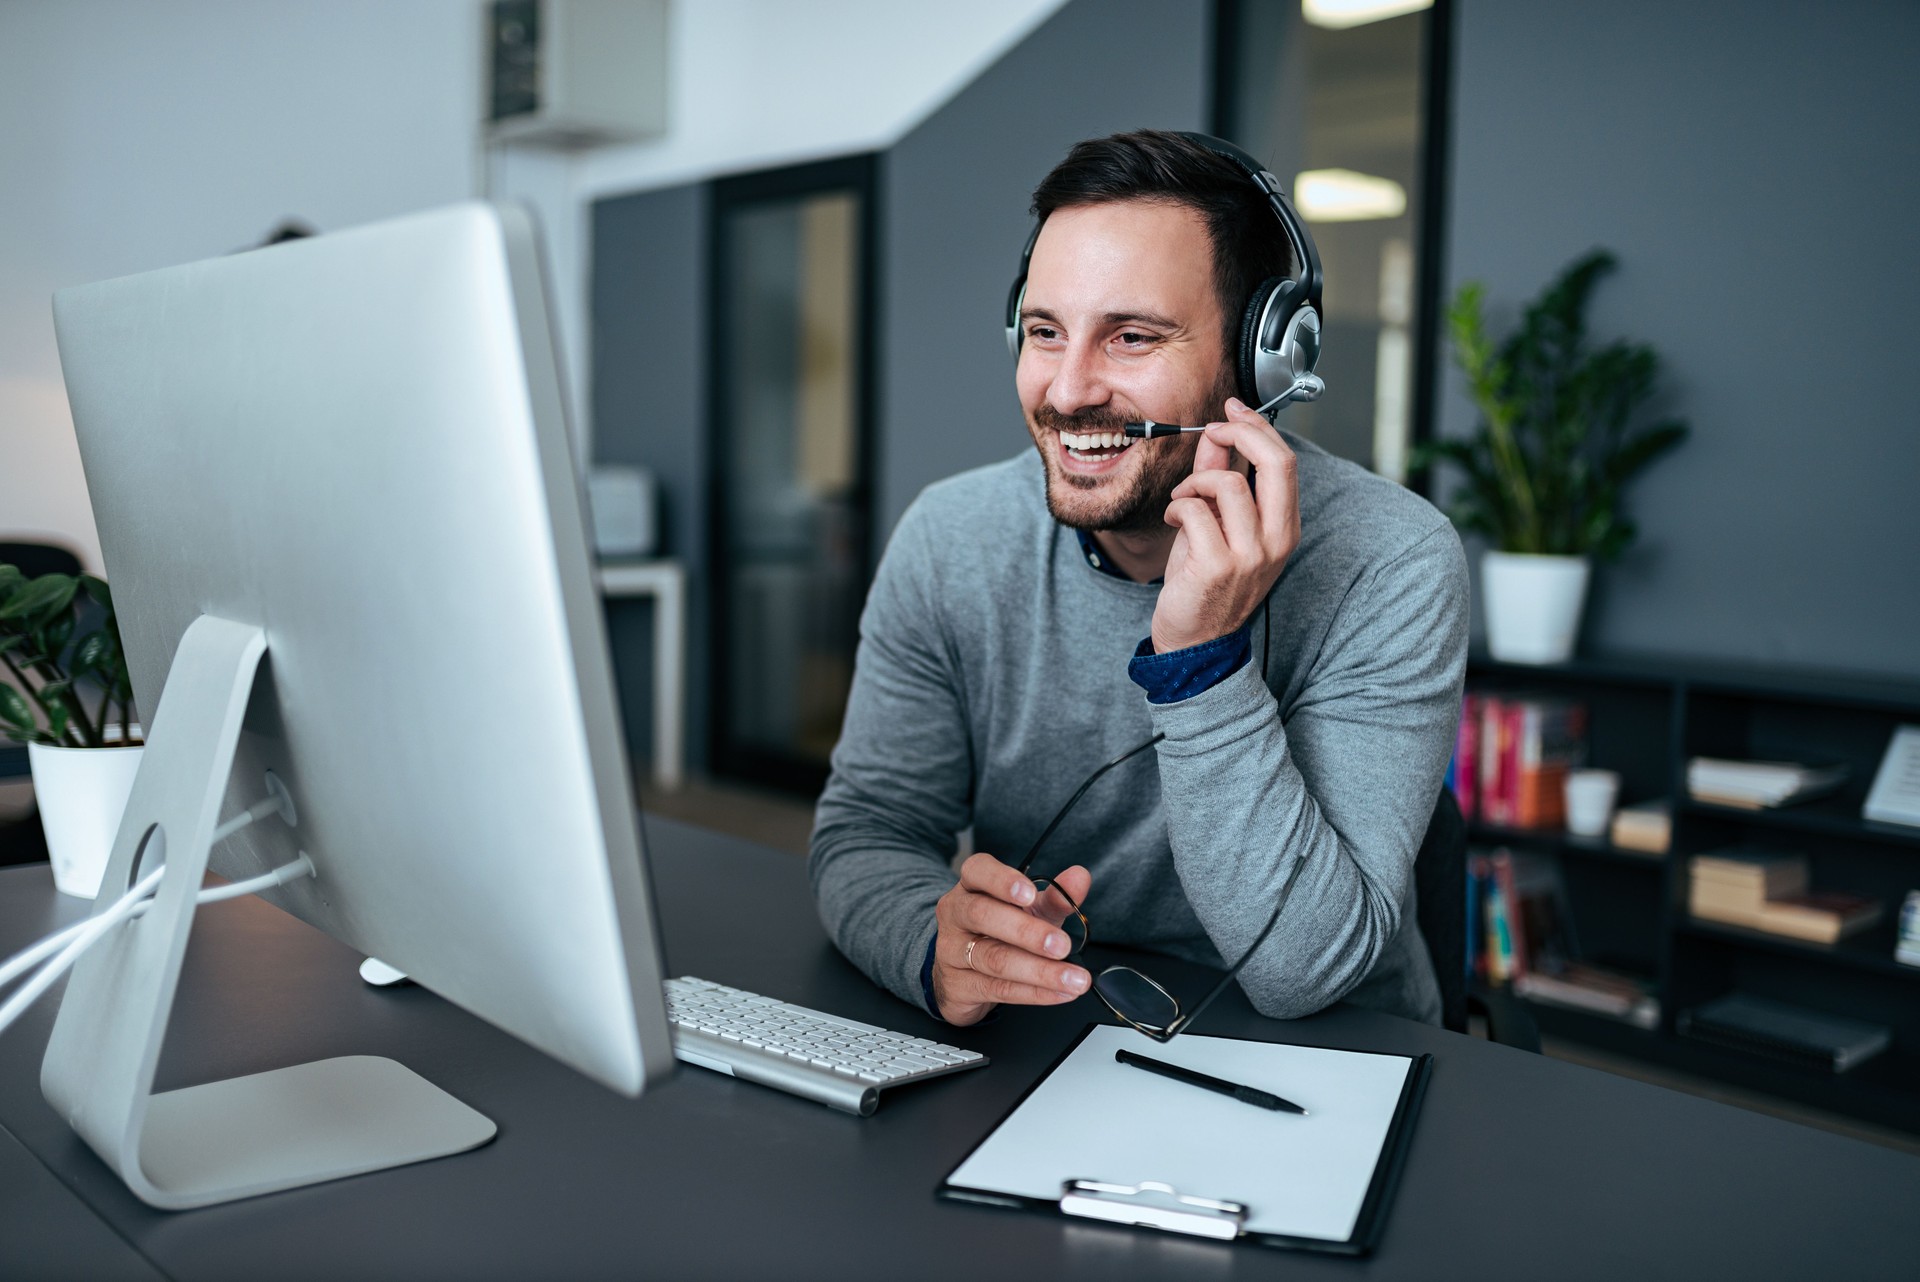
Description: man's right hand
xmin=931 ymin=853 xmax=1092 ymax=1025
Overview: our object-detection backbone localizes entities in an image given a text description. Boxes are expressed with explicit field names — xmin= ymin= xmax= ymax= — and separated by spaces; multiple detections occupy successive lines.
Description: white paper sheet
xmin=946 ymin=1025 xmax=1416 ymax=1242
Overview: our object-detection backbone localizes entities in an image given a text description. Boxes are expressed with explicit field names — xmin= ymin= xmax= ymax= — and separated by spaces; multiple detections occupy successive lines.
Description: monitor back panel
xmin=52 ymin=204 xmax=671 ymax=1096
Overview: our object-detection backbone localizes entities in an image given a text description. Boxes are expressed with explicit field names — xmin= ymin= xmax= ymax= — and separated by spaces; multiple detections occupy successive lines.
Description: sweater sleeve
xmin=1144 ymin=524 xmax=1469 ymax=1019
xmin=807 ymin=502 xmax=972 ymax=1014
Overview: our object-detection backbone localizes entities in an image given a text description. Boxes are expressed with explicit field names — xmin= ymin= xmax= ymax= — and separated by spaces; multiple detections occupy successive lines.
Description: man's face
xmin=1015 ymin=200 xmax=1232 ymax=535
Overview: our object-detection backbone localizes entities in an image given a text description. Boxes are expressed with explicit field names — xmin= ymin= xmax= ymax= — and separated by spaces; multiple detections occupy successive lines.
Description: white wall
xmin=0 ymin=0 xmax=1066 ymax=573
xmin=0 ymin=0 xmax=484 ymax=573
xmin=575 ymin=0 xmax=1067 ymax=200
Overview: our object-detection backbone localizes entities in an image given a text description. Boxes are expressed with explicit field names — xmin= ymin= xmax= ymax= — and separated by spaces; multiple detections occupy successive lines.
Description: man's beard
xmin=1027 ymin=382 xmax=1227 ymax=535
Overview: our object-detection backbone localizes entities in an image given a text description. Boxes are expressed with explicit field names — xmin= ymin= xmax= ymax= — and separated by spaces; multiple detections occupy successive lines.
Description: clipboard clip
xmin=1059 ymin=1179 xmax=1248 ymax=1240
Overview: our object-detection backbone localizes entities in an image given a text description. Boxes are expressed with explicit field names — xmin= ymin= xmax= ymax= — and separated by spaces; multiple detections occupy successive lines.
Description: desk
xmin=595 ymin=557 xmax=685 ymax=791
xmin=1 ymin=819 xmax=1916 ymax=1280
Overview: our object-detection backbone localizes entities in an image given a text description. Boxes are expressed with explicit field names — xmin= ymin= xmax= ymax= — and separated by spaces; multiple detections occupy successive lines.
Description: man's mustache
xmin=1032 ymin=404 xmax=1131 ymax=433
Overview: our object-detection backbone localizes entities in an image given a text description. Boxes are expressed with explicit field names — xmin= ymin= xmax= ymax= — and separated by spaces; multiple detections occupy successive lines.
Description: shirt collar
xmin=1072 ymin=527 xmax=1162 ymax=585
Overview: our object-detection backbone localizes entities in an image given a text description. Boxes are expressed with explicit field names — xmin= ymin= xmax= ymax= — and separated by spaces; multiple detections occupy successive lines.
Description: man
xmin=809 ymin=130 xmax=1467 ymax=1028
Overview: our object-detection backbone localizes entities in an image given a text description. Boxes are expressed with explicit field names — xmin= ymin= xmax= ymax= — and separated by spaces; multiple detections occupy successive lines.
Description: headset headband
xmin=1171 ymin=131 xmax=1322 ymax=316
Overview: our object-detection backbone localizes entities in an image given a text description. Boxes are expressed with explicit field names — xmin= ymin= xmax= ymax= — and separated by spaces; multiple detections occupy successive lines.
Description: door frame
xmin=704 ymin=152 xmax=882 ymax=794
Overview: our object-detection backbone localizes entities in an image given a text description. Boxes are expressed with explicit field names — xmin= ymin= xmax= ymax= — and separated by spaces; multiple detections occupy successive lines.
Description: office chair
xmin=1414 ymin=785 xmax=1541 ymax=1050
xmin=0 ymin=540 xmax=83 ymax=582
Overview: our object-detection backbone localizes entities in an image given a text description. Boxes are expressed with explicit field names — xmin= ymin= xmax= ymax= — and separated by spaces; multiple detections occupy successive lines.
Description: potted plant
xmin=1420 ymin=250 xmax=1688 ymax=663
xmin=0 ymin=565 xmax=143 ymax=897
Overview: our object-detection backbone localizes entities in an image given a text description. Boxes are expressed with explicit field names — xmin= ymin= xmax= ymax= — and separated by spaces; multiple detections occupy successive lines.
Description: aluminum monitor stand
xmin=40 ymin=615 xmax=496 ymax=1210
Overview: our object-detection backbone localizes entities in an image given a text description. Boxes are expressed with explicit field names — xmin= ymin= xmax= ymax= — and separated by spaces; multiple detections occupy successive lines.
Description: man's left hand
xmin=1151 ymin=396 xmax=1300 ymax=655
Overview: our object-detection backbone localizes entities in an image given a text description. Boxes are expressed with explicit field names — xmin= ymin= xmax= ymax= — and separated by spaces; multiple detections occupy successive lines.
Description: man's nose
xmin=1046 ymin=338 xmax=1111 ymax=416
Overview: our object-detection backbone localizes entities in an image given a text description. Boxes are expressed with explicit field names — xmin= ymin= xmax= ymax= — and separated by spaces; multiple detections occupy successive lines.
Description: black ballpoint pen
xmin=1115 ymin=1049 xmax=1307 ymax=1115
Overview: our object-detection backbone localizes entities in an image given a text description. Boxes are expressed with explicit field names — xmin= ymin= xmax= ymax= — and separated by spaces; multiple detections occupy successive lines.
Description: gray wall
xmin=590 ymin=0 xmax=1209 ymax=773
xmin=591 ymin=184 xmax=712 ymax=771
xmin=1444 ymin=0 xmax=1920 ymax=678
xmin=876 ymin=0 xmax=1210 ymax=533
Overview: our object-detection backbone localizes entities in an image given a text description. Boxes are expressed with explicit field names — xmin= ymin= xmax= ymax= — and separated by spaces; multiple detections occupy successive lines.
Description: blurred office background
xmin=4 ymin=0 xmax=1919 ymax=1144
xmin=8 ymin=0 xmax=1917 ymax=793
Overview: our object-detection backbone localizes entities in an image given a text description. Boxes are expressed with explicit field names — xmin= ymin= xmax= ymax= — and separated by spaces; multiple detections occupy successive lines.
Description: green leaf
xmin=0 ymin=684 xmax=38 ymax=741
xmin=0 ymin=574 xmax=77 ymax=623
xmin=1605 ymin=421 xmax=1689 ymax=488
xmin=70 ymin=630 xmax=111 ymax=678
xmin=78 ymin=574 xmax=113 ymax=611
xmin=43 ymin=614 xmax=74 ymax=663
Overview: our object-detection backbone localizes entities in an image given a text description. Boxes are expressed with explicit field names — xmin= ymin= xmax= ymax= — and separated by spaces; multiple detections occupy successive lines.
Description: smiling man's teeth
xmin=1059 ymin=430 xmax=1133 ymax=453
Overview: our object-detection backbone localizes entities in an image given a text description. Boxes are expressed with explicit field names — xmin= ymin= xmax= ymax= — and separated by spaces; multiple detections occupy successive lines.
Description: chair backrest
xmin=1414 ymin=784 xmax=1468 ymax=1033
xmin=0 ymin=541 xmax=84 ymax=580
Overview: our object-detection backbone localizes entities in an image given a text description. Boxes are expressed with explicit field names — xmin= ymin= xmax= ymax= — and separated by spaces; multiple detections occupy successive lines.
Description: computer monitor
xmin=46 ymin=203 xmax=674 ymax=1209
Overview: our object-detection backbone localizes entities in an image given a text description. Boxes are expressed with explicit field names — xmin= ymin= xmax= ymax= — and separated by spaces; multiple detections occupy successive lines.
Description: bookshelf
xmin=1464 ymin=652 xmax=1920 ymax=1134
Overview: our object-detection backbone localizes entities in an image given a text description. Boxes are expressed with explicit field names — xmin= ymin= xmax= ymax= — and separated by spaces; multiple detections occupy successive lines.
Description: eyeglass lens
xmin=1093 ymin=966 xmax=1180 ymax=1035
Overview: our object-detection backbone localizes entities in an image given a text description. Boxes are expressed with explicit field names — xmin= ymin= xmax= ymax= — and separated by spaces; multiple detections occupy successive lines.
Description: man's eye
xmin=1027 ymin=325 xmax=1060 ymax=342
xmin=1115 ymin=331 xmax=1157 ymax=347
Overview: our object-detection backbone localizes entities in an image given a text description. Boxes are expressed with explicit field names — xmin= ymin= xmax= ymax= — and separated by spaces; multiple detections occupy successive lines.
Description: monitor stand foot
xmin=139 ymin=1056 xmax=495 ymax=1206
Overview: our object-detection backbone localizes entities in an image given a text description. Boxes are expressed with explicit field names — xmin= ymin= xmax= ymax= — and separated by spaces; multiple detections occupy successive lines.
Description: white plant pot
xmin=27 ymin=728 xmax=144 ymax=899
xmin=1481 ymin=552 xmax=1590 ymax=665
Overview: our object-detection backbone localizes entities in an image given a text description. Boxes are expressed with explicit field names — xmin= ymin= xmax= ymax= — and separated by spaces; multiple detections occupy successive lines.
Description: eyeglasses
xmin=1015 ymin=732 xmax=1304 ymax=1042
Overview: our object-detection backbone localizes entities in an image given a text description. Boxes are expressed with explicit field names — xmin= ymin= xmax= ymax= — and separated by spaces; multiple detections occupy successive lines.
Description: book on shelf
xmin=1686 ymin=757 xmax=1848 ymax=810
xmin=1456 ymin=694 xmax=1588 ymax=829
xmin=1514 ymin=965 xmax=1659 ymax=1030
xmin=1750 ymin=893 xmax=1883 ymax=945
xmin=1685 ymin=850 xmax=1883 ymax=944
xmin=1688 ymin=850 xmax=1809 ymax=902
xmin=1469 ymin=852 xmax=1513 ymax=982
xmin=1469 ymin=847 xmax=1661 ymax=1028
xmin=1898 ymin=891 xmax=1920 ymax=968
xmin=1863 ymin=725 xmax=1920 ymax=827
xmin=1608 ymin=800 xmax=1671 ymax=854
xmin=1471 ymin=850 xmax=1571 ymax=981
xmin=1678 ymin=993 xmax=1891 ymax=1074
xmin=1451 ymin=693 xmax=1480 ymax=822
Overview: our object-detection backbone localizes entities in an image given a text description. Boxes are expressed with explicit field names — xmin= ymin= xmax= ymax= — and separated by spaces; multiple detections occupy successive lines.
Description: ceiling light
xmin=1302 ymin=0 xmax=1434 ymax=30
xmin=1293 ymin=169 xmax=1408 ymax=222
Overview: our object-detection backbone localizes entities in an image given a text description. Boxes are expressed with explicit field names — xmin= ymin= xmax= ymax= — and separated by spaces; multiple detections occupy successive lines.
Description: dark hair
xmin=1030 ymin=130 xmax=1294 ymax=361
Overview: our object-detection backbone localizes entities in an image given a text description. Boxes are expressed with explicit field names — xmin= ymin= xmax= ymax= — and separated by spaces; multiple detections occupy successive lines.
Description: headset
xmin=1004 ymin=131 xmax=1325 ymax=419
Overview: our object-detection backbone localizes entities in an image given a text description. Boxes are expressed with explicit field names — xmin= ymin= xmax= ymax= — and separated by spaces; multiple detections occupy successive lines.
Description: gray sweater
xmin=809 ymin=437 xmax=1468 ymax=1025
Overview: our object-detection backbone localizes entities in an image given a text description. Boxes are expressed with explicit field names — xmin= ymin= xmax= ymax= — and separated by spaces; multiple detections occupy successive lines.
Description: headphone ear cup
xmin=1238 ymin=276 xmax=1290 ymax=407
xmin=1006 ymin=276 xmax=1027 ymax=359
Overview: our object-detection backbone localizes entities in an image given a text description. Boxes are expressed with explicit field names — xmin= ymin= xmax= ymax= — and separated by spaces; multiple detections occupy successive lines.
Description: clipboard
xmin=938 ymin=1024 xmax=1431 ymax=1256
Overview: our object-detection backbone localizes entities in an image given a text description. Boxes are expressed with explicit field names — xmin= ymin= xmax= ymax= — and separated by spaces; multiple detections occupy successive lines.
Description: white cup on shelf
xmin=1565 ymin=769 xmax=1622 ymax=837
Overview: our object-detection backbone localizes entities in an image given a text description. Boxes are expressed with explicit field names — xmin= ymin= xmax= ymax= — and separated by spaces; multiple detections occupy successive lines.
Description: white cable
xmin=0 ymin=798 xmax=294 ymax=990
xmin=0 ymin=853 xmax=314 ymax=1039
xmin=0 ymin=872 xmax=159 ymax=990
xmin=0 ymin=784 xmax=315 ymax=1038
xmin=193 ymin=852 xmax=315 ymax=905
xmin=210 ymin=795 xmax=285 ymax=846
xmin=0 ymin=866 xmax=166 ymax=1036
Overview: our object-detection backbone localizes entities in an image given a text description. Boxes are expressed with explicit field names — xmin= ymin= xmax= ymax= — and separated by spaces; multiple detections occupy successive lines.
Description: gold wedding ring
xmin=964 ymin=938 xmax=979 ymax=970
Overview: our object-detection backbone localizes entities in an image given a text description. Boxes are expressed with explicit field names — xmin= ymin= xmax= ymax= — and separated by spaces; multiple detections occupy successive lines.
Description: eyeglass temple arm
xmin=1014 ymin=733 xmax=1165 ymax=875
xmin=1165 ymin=848 xmax=1309 ymax=1039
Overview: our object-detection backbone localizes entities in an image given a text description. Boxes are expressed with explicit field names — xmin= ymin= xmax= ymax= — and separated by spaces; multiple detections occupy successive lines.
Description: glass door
xmin=708 ymin=156 xmax=876 ymax=792
xmin=1215 ymin=0 xmax=1448 ymax=485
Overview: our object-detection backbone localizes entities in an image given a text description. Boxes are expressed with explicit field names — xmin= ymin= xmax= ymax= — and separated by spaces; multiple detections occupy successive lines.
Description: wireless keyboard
xmin=665 ymin=976 xmax=987 ymax=1116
